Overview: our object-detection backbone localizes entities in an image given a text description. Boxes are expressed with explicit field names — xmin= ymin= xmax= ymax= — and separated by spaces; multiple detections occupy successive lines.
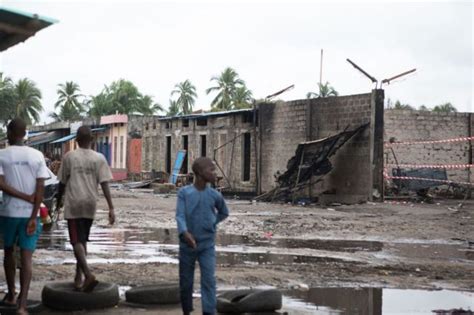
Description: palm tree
xmin=52 ymin=81 xmax=84 ymax=121
xmin=206 ymin=67 xmax=245 ymax=111
xmin=86 ymin=91 xmax=114 ymax=118
xmin=167 ymin=99 xmax=181 ymax=117
xmin=171 ymin=80 xmax=197 ymax=115
xmin=14 ymin=78 xmax=43 ymax=125
xmin=393 ymin=100 xmax=414 ymax=110
xmin=137 ymin=95 xmax=164 ymax=115
xmin=306 ymin=82 xmax=338 ymax=99
xmin=0 ymin=73 xmax=15 ymax=124
xmin=233 ymin=86 xmax=253 ymax=109
xmin=432 ymin=102 xmax=457 ymax=113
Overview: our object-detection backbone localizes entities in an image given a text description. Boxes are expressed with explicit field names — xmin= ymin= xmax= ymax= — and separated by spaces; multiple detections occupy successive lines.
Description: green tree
xmin=167 ymin=99 xmax=181 ymax=117
xmin=233 ymin=86 xmax=253 ymax=109
xmin=419 ymin=105 xmax=429 ymax=111
xmin=432 ymin=102 xmax=457 ymax=113
xmin=206 ymin=67 xmax=245 ymax=111
xmin=136 ymin=95 xmax=163 ymax=115
xmin=0 ymin=73 xmax=15 ymax=124
xmin=50 ymin=81 xmax=84 ymax=122
xmin=171 ymin=80 xmax=197 ymax=114
xmin=392 ymin=100 xmax=414 ymax=110
xmin=306 ymin=82 xmax=338 ymax=99
xmin=87 ymin=79 xmax=162 ymax=118
xmin=86 ymin=91 xmax=114 ymax=118
xmin=13 ymin=78 xmax=43 ymax=125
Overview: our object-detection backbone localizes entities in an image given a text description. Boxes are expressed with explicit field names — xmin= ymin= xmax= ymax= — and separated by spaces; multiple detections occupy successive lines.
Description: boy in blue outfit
xmin=176 ymin=157 xmax=229 ymax=315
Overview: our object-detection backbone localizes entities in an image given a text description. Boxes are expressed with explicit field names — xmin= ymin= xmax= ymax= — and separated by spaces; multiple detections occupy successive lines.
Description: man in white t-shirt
xmin=0 ymin=118 xmax=49 ymax=315
xmin=57 ymin=126 xmax=115 ymax=293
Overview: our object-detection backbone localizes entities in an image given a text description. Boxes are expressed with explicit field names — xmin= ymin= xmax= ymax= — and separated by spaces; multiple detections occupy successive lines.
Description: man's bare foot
xmin=2 ymin=292 xmax=17 ymax=306
xmin=82 ymin=275 xmax=99 ymax=293
xmin=16 ymin=308 xmax=28 ymax=315
xmin=74 ymin=274 xmax=83 ymax=290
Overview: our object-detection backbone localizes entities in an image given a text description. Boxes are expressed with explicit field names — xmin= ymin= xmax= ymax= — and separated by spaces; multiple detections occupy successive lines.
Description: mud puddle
xmin=36 ymin=224 xmax=470 ymax=267
xmin=282 ymin=287 xmax=474 ymax=314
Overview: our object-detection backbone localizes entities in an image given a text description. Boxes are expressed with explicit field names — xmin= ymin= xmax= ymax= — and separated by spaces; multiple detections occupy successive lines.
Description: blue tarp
xmin=169 ymin=150 xmax=187 ymax=184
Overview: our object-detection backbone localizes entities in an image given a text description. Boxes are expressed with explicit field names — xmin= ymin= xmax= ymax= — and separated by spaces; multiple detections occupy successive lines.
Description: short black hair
xmin=76 ymin=125 xmax=92 ymax=145
xmin=7 ymin=118 xmax=26 ymax=138
xmin=192 ymin=157 xmax=213 ymax=175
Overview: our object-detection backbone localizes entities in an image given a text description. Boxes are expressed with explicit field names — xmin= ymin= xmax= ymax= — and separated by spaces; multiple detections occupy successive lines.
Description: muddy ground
xmin=1 ymin=190 xmax=473 ymax=313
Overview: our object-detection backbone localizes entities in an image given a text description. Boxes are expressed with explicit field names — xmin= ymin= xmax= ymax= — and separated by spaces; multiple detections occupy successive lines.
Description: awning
xmin=0 ymin=6 xmax=58 ymax=52
xmin=50 ymin=127 xmax=108 ymax=144
xmin=50 ymin=134 xmax=76 ymax=144
xmin=27 ymin=131 xmax=62 ymax=146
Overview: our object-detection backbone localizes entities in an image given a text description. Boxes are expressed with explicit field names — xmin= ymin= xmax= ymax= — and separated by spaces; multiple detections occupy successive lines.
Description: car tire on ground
xmin=42 ymin=282 xmax=119 ymax=311
xmin=125 ymin=284 xmax=180 ymax=305
xmin=217 ymin=289 xmax=282 ymax=313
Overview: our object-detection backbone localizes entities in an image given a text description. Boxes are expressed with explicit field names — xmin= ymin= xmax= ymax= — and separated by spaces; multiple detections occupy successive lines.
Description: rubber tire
xmin=217 ymin=289 xmax=282 ymax=313
xmin=42 ymin=282 xmax=119 ymax=311
xmin=125 ymin=283 xmax=180 ymax=305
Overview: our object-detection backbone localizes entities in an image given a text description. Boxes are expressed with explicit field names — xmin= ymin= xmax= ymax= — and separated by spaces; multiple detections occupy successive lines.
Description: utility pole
xmin=319 ymin=49 xmax=323 ymax=86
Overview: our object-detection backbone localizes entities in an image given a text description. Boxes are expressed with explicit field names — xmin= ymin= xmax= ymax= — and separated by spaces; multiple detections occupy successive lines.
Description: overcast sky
xmin=0 ymin=0 xmax=472 ymax=123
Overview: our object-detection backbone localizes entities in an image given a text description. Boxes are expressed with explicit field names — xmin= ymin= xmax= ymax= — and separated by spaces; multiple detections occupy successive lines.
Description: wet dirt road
xmin=2 ymin=190 xmax=472 ymax=314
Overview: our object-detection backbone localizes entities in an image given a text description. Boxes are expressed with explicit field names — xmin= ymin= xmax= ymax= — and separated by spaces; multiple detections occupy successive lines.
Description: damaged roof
xmin=0 ymin=6 xmax=57 ymax=52
xmin=160 ymin=108 xmax=254 ymax=121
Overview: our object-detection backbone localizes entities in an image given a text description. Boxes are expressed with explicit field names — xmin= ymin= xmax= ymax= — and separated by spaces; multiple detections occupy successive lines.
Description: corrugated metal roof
xmin=27 ymin=131 xmax=62 ymax=146
xmin=0 ymin=6 xmax=57 ymax=52
xmin=160 ymin=108 xmax=254 ymax=121
xmin=50 ymin=127 xmax=107 ymax=144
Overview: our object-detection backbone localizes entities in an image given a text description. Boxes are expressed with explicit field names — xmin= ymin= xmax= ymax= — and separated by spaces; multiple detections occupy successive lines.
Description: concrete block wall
xmin=384 ymin=110 xmax=472 ymax=184
xmin=310 ymin=93 xmax=373 ymax=201
xmin=141 ymin=113 xmax=257 ymax=192
xmin=259 ymin=92 xmax=375 ymax=201
xmin=259 ymin=100 xmax=308 ymax=193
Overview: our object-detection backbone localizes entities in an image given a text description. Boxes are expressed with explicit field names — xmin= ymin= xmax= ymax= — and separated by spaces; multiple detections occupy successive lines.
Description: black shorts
xmin=67 ymin=219 xmax=93 ymax=245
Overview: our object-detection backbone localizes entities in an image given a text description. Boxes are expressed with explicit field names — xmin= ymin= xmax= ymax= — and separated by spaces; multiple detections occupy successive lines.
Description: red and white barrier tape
xmin=384 ymin=175 xmax=474 ymax=186
xmin=385 ymin=163 xmax=474 ymax=169
xmin=385 ymin=136 xmax=474 ymax=146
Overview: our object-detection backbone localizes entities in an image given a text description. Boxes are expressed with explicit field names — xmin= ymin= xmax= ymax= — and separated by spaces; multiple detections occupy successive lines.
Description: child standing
xmin=176 ymin=157 xmax=229 ymax=315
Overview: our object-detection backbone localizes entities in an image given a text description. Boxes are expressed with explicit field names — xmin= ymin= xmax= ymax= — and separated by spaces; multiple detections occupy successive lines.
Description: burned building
xmin=138 ymin=90 xmax=385 ymax=203
xmin=139 ymin=109 xmax=257 ymax=192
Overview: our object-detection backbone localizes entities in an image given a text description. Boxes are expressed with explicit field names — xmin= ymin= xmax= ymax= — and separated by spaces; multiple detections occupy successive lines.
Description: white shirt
xmin=0 ymin=145 xmax=49 ymax=218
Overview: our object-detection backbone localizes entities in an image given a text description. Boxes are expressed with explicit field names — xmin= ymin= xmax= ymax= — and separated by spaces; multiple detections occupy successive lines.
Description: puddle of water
xmin=282 ymin=287 xmax=474 ymax=315
xmin=36 ymin=224 xmax=368 ymax=266
xmin=36 ymin=224 xmax=471 ymax=267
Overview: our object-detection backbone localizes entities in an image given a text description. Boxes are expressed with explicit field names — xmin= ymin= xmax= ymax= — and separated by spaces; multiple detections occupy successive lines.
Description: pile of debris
xmin=256 ymin=124 xmax=368 ymax=203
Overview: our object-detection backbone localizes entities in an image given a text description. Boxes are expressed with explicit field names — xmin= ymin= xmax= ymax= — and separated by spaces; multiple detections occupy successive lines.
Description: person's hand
xmin=28 ymin=194 xmax=35 ymax=204
xmin=183 ymin=231 xmax=197 ymax=249
xmin=26 ymin=218 xmax=37 ymax=236
xmin=56 ymin=198 xmax=63 ymax=210
xmin=108 ymin=208 xmax=115 ymax=225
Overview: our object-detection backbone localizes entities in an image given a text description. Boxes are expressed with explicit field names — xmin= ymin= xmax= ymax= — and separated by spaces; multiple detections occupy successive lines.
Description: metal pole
xmin=320 ymin=49 xmax=323 ymax=86
xmin=292 ymin=147 xmax=306 ymax=204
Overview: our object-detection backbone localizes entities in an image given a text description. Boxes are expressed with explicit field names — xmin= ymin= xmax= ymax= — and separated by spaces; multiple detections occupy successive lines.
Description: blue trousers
xmin=179 ymin=243 xmax=216 ymax=314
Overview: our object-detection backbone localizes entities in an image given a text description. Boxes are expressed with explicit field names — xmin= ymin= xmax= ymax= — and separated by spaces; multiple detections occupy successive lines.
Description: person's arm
xmin=215 ymin=192 xmax=229 ymax=225
xmin=0 ymin=175 xmax=35 ymax=204
xmin=27 ymin=178 xmax=44 ymax=235
xmin=100 ymin=181 xmax=115 ymax=225
xmin=56 ymin=156 xmax=68 ymax=210
xmin=56 ymin=182 xmax=65 ymax=209
xmin=176 ymin=189 xmax=196 ymax=248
